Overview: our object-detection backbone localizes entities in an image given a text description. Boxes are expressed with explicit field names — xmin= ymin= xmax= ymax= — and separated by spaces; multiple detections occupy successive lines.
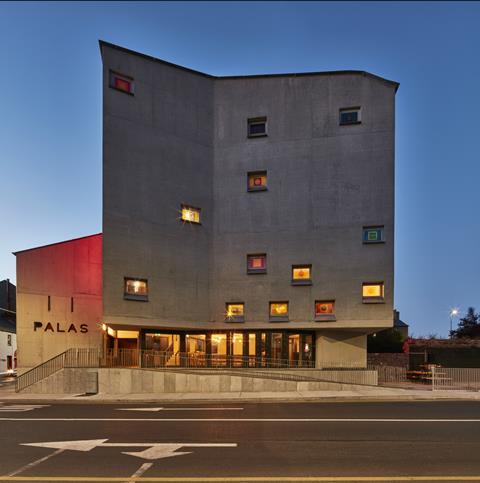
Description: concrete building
xmin=15 ymin=41 xmax=399 ymax=373
xmin=0 ymin=279 xmax=17 ymax=374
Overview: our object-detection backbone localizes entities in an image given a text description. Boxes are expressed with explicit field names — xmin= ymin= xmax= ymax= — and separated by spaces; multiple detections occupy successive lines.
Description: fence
xmin=432 ymin=367 xmax=480 ymax=391
xmin=22 ymin=348 xmax=480 ymax=392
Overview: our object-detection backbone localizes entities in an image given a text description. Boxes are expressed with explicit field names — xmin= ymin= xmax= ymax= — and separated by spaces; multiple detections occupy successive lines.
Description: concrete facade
xmin=15 ymin=235 xmax=103 ymax=372
xmin=101 ymin=41 xmax=398 ymax=367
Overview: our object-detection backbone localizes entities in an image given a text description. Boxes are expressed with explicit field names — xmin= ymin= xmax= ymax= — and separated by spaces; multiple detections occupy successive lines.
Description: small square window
xmin=362 ymin=282 xmax=384 ymax=303
xmin=363 ymin=226 xmax=384 ymax=244
xmin=225 ymin=303 xmax=245 ymax=322
xmin=292 ymin=265 xmax=312 ymax=286
xmin=124 ymin=278 xmax=148 ymax=301
xmin=247 ymin=171 xmax=267 ymax=192
xmin=181 ymin=205 xmax=201 ymax=224
xmin=339 ymin=107 xmax=361 ymax=125
xmin=248 ymin=117 xmax=267 ymax=138
xmin=247 ymin=254 xmax=267 ymax=274
xmin=269 ymin=302 xmax=289 ymax=322
xmin=110 ymin=71 xmax=134 ymax=95
xmin=7 ymin=334 xmax=12 ymax=346
xmin=315 ymin=301 xmax=336 ymax=320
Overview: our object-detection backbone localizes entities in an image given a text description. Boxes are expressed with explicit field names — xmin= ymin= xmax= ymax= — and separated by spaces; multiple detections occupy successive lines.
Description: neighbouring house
xmin=393 ymin=310 xmax=409 ymax=340
xmin=0 ymin=279 xmax=17 ymax=374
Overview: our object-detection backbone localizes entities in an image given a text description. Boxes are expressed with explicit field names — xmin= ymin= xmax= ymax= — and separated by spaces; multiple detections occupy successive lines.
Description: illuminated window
xmin=363 ymin=226 xmax=384 ymax=244
xmin=225 ymin=303 xmax=245 ymax=322
xmin=248 ymin=117 xmax=267 ymax=137
xmin=124 ymin=278 xmax=148 ymax=301
xmin=247 ymin=171 xmax=267 ymax=192
xmin=362 ymin=282 xmax=384 ymax=303
xmin=181 ymin=205 xmax=201 ymax=224
xmin=339 ymin=107 xmax=361 ymax=125
xmin=109 ymin=71 xmax=134 ymax=95
xmin=292 ymin=265 xmax=312 ymax=285
xmin=269 ymin=302 xmax=289 ymax=321
xmin=315 ymin=301 xmax=335 ymax=319
xmin=247 ymin=254 xmax=267 ymax=274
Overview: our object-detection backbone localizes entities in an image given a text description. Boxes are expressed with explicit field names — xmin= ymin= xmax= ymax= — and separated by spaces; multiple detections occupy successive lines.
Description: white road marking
xmin=22 ymin=439 xmax=109 ymax=451
xmin=0 ymin=404 xmax=49 ymax=412
xmin=6 ymin=448 xmax=64 ymax=477
xmin=123 ymin=444 xmax=191 ymax=460
xmin=117 ymin=407 xmax=244 ymax=412
xmin=128 ymin=462 xmax=153 ymax=477
xmin=4 ymin=417 xmax=480 ymax=422
xmin=22 ymin=439 xmax=237 ymax=452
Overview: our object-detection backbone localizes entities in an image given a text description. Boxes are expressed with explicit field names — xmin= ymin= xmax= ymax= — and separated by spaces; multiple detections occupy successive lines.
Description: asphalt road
xmin=0 ymin=400 xmax=480 ymax=482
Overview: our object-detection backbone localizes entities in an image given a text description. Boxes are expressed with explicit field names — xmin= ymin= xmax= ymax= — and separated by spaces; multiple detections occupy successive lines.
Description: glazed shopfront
xmin=112 ymin=330 xmax=315 ymax=368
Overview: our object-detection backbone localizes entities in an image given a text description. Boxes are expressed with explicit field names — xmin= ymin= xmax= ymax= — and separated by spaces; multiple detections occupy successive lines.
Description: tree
xmin=450 ymin=307 xmax=480 ymax=339
xmin=367 ymin=328 xmax=404 ymax=353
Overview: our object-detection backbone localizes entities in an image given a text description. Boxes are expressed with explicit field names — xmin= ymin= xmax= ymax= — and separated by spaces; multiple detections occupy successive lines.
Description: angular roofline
xmin=99 ymin=40 xmax=399 ymax=92
xmin=13 ymin=233 xmax=102 ymax=256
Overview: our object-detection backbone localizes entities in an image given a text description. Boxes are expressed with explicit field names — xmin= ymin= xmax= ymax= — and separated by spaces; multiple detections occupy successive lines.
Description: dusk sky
xmin=1 ymin=2 xmax=479 ymax=337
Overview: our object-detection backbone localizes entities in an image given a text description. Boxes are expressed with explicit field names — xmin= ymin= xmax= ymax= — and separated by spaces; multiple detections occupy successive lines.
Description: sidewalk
xmin=1 ymin=386 xmax=480 ymax=404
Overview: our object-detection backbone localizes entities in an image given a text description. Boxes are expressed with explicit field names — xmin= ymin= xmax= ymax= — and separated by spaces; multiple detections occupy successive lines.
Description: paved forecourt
xmin=1 ymin=401 xmax=480 ymax=481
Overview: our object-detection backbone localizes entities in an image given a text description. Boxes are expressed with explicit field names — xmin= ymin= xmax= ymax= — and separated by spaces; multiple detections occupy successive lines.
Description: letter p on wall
xmin=33 ymin=321 xmax=43 ymax=331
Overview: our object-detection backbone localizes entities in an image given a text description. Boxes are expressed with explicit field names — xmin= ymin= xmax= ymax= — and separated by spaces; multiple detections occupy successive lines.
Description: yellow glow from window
xmin=248 ymin=173 xmax=267 ymax=189
xmin=117 ymin=330 xmax=139 ymax=339
xmin=363 ymin=284 xmax=384 ymax=298
xmin=107 ymin=327 xmax=116 ymax=338
xmin=226 ymin=304 xmax=244 ymax=317
xmin=270 ymin=303 xmax=288 ymax=316
xmin=101 ymin=323 xmax=107 ymax=331
xmin=181 ymin=206 xmax=200 ymax=223
xmin=125 ymin=279 xmax=147 ymax=295
xmin=293 ymin=267 xmax=311 ymax=280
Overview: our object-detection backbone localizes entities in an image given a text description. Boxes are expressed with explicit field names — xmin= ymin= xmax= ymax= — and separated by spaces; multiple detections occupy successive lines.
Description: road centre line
xmin=3 ymin=476 xmax=480 ymax=481
xmin=2 ymin=417 xmax=480 ymax=422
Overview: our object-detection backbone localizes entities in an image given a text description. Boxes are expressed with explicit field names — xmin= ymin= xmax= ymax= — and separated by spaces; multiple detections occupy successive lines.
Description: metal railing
xmin=432 ymin=367 xmax=480 ymax=391
xmin=101 ymin=349 xmax=315 ymax=369
xmin=16 ymin=350 xmax=69 ymax=392
xmin=20 ymin=347 xmax=453 ymax=392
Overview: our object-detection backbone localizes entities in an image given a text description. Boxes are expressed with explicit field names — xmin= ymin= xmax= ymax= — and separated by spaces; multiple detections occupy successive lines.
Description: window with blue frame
xmin=363 ymin=226 xmax=384 ymax=244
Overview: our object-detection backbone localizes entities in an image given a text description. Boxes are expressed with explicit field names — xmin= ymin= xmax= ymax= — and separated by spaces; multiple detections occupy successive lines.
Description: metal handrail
xmin=16 ymin=350 xmax=69 ymax=392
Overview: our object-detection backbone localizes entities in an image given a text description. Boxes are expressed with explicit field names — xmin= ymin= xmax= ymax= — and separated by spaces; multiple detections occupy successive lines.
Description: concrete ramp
xmin=20 ymin=367 xmax=378 ymax=395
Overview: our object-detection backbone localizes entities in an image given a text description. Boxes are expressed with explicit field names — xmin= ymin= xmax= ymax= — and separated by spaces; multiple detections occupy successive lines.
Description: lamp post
xmin=449 ymin=308 xmax=459 ymax=336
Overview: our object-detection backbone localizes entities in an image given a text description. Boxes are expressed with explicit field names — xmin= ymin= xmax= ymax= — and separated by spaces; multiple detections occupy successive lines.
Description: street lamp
xmin=449 ymin=308 xmax=459 ymax=336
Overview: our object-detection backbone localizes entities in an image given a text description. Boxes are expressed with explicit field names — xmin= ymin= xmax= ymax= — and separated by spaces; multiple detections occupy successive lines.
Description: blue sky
xmin=1 ymin=2 xmax=479 ymax=336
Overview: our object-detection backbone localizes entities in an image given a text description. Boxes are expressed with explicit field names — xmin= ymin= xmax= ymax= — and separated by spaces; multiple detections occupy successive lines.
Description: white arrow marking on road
xmin=22 ymin=439 xmax=109 ymax=451
xmin=123 ymin=444 xmax=192 ymax=460
xmin=117 ymin=407 xmax=244 ymax=412
xmin=21 ymin=439 xmax=237 ymax=454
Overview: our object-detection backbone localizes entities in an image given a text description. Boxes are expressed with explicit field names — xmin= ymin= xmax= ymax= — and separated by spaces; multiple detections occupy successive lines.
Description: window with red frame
xmin=315 ymin=301 xmax=335 ymax=317
xmin=247 ymin=254 xmax=267 ymax=274
xmin=110 ymin=71 xmax=134 ymax=95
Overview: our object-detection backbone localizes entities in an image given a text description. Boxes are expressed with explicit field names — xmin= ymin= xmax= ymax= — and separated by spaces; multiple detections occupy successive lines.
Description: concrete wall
xmin=101 ymin=43 xmax=396 ymax=338
xmin=212 ymin=74 xmax=395 ymax=331
xmin=19 ymin=367 xmax=378 ymax=394
xmin=316 ymin=330 xmax=367 ymax=368
xmin=22 ymin=368 xmax=98 ymax=394
xmin=102 ymin=44 xmax=214 ymax=328
xmin=15 ymin=235 xmax=103 ymax=373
